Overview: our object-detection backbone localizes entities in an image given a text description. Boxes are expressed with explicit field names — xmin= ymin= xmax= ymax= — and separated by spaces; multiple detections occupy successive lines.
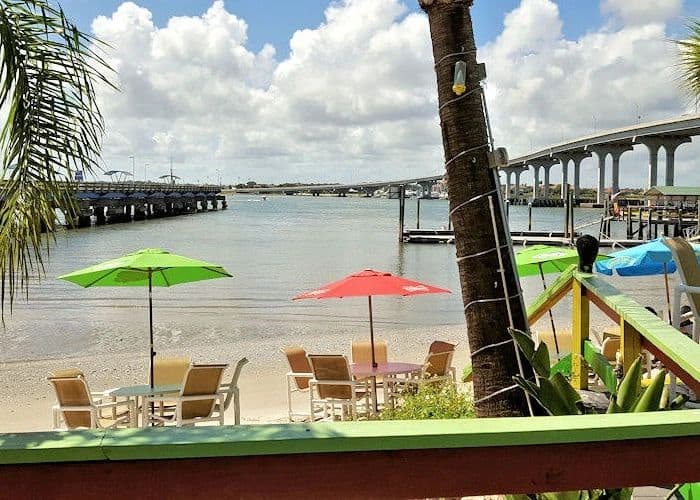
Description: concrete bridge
xmin=69 ymin=181 xmax=225 ymax=228
xmin=236 ymin=113 xmax=700 ymax=205
xmin=502 ymin=113 xmax=700 ymax=204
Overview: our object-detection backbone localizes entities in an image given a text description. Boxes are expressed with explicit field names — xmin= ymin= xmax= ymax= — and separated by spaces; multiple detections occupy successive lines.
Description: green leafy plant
xmin=0 ymin=0 xmax=115 ymax=312
xmin=676 ymin=19 xmax=700 ymax=99
xmin=381 ymin=381 xmax=475 ymax=420
xmin=506 ymin=328 xmax=688 ymax=500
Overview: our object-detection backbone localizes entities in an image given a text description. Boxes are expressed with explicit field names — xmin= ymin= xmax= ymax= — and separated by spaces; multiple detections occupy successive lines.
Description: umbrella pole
xmin=149 ymin=272 xmax=155 ymax=427
xmin=663 ymin=262 xmax=672 ymax=324
xmin=368 ymin=296 xmax=377 ymax=368
xmin=539 ymin=264 xmax=560 ymax=357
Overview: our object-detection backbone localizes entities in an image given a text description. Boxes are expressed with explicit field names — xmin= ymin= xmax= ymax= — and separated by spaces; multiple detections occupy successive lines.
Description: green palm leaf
xmin=0 ymin=0 xmax=115 ymax=312
xmin=676 ymin=19 xmax=700 ymax=99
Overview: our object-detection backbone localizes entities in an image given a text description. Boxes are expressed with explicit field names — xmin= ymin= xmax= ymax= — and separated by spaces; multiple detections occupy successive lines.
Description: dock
xmin=403 ymin=229 xmax=647 ymax=248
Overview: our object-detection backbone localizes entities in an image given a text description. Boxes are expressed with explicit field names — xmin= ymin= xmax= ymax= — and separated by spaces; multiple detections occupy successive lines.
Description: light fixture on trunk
xmin=452 ymin=60 xmax=467 ymax=95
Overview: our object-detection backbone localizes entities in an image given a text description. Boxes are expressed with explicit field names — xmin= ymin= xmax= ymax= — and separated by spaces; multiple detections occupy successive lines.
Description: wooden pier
xmin=403 ymin=229 xmax=647 ymax=248
xmin=67 ymin=182 xmax=226 ymax=228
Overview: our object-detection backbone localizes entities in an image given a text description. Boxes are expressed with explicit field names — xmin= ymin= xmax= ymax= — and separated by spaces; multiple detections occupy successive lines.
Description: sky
xmin=55 ymin=0 xmax=700 ymax=187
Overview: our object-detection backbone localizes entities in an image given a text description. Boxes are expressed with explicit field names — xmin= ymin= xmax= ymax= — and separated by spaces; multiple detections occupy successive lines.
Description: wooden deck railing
xmin=0 ymin=412 xmax=699 ymax=498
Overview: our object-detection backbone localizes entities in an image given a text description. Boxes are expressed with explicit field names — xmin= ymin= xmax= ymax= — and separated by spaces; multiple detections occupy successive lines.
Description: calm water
xmin=0 ymin=196 xmax=671 ymax=361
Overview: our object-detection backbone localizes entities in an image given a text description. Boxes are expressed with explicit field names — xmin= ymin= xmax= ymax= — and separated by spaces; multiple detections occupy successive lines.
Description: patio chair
xmin=282 ymin=346 xmax=314 ymax=422
xmin=215 ymin=357 xmax=249 ymax=425
xmin=664 ymin=237 xmax=700 ymax=342
xmin=351 ymin=339 xmax=388 ymax=389
xmin=49 ymin=368 xmax=118 ymax=422
xmin=145 ymin=363 xmax=228 ymax=427
xmin=48 ymin=374 xmax=133 ymax=429
xmin=152 ymin=355 xmax=192 ymax=415
xmin=307 ymin=354 xmax=370 ymax=421
xmin=428 ymin=340 xmax=458 ymax=381
xmin=398 ymin=350 xmax=456 ymax=394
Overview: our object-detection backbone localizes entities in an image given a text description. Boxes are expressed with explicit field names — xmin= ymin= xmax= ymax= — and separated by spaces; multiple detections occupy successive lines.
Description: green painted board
xmin=0 ymin=430 xmax=106 ymax=464
xmin=583 ymin=340 xmax=618 ymax=394
xmin=2 ymin=411 xmax=699 ymax=465
xmin=577 ymin=273 xmax=700 ymax=385
xmin=526 ymin=264 xmax=576 ymax=319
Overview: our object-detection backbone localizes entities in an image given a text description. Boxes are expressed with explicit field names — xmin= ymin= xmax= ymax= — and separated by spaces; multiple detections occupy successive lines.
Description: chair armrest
xmin=678 ymin=284 xmax=700 ymax=294
xmin=310 ymin=379 xmax=357 ymax=387
xmin=287 ymin=372 xmax=313 ymax=379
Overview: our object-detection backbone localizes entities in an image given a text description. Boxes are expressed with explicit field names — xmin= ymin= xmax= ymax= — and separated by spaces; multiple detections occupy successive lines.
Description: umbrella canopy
xmin=595 ymin=238 xmax=700 ymax=276
xmin=515 ymin=245 xmax=580 ymax=277
xmin=294 ymin=269 xmax=450 ymax=299
xmin=294 ymin=269 xmax=450 ymax=369
xmin=595 ymin=238 xmax=700 ymax=323
xmin=59 ymin=249 xmax=232 ymax=394
xmin=59 ymin=248 xmax=231 ymax=288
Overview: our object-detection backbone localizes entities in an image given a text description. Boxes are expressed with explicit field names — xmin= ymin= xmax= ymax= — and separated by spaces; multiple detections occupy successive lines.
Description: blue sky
xmin=57 ymin=0 xmax=616 ymax=56
xmin=52 ymin=0 xmax=700 ymax=186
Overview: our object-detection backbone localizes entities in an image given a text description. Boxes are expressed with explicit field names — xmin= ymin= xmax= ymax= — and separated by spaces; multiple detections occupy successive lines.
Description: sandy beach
xmin=0 ymin=324 xmax=475 ymax=432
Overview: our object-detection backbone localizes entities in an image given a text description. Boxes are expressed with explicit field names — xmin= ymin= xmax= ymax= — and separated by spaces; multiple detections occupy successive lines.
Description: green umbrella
xmin=516 ymin=245 xmax=585 ymax=357
xmin=59 ymin=248 xmax=232 ymax=389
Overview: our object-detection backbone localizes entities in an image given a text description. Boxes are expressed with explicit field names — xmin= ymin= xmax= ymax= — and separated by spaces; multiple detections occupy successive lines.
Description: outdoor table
xmin=105 ymin=384 xmax=181 ymax=427
xmin=351 ymin=362 xmax=422 ymax=413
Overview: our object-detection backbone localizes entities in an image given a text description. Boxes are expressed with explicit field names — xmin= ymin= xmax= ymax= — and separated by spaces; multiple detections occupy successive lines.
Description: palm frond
xmin=0 ymin=0 xmax=115 ymax=313
xmin=676 ymin=19 xmax=700 ymax=99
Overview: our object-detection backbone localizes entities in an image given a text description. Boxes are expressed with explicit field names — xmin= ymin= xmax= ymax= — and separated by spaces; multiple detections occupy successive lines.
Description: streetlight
xmin=592 ymin=114 xmax=597 ymax=132
xmin=129 ymin=155 xmax=135 ymax=181
xmin=634 ymin=102 xmax=641 ymax=124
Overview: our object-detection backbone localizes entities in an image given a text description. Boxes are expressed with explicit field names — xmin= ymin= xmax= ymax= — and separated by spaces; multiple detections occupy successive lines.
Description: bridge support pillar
xmin=211 ymin=199 xmax=218 ymax=211
xmin=530 ymin=165 xmax=540 ymax=202
xmin=514 ymin=169 xmax=522 ymax=200
xmin=220 ymin=197 xmax=228 ymax=209
xmin=637 ymin=137 xmax=664 ymax=189
xmin=662 ymin=136 xmax=692 ymax=186
xmin=543 ymin=165 xmax=551 ymax=200
xmin=589 ymin=143 xmax=633 ymax=204
xmin=503 ymin=170 xmax=512 ymax=201
xmin=560 ymin=159 xmax=569 ymax=199
xmin=592 ymin=149 xmax=607 ymax=205
xmin=568 ymin=151 xmax=591 ymax=201
xmin=134 ymin=204 xmax=147 ymax=221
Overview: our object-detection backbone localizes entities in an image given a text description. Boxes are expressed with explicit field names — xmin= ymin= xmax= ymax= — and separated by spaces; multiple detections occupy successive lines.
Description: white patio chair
xmin=282 ymin=347 xmax=314 ymax=422
xmin=307 ymin=354 xmax=370 ymax=421
xmin=144 ymin=364 xmax=228 ymax=427
xmin=215 ymin=357 xmax=249 ymax=425
xmin=48 ymin=374 xmax=134 ymax=429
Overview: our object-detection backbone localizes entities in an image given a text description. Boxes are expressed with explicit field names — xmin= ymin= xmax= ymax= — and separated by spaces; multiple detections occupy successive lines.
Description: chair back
xmin=601 ymin=337 xmax=620 ymax=363
xmin=665 ymin=237 xmax=700 ymax=315
xmin=48 ymin=375 xmax=93 ymax=429
xmin=351 ymin=340 xmax=388 ymax=365
xmin=308 ymin=354 xmax=352 ymax=400
xmin=50 ymin=368 xmax=85 ymax=378
xmin=282 ymin=346 xmax=312 ymax=390
xmin=180 ymin=364 xmax=228 ymax=420
xmin=428 ymin=340 xmax=457 ymax=355
xmin=221 ymin=358 xmax=249 ymax=411
xmin=154 ymin=356 xmax=191 ymax=386
xmin=423 ymin=351 xmax=453 ymax=378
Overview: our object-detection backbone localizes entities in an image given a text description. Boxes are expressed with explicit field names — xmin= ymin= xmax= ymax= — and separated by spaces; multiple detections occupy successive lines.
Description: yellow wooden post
xmin=620 ymin=319 xmax=642 ymax=374
xmin=572 ymin=278 xmax=590 ymax=390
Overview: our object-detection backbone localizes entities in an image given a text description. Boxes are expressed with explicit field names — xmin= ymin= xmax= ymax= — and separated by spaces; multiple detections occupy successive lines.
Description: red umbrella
xmin=294 ymin=269 xmax=450 ymax=367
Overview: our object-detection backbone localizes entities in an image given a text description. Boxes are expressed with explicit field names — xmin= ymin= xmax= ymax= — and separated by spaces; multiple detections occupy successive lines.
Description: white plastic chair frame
xmin=143 ymin=364 xmax=228 ymax=427
xmin=308 ymin=378 xmax=370 ymax=421
xmin=286 ymin=371 xmax=314 ymax=421
xmin=216 ymin=357 xmax=249 ymax=425
xmin=49 ymin=376 xmax=135 ymax=430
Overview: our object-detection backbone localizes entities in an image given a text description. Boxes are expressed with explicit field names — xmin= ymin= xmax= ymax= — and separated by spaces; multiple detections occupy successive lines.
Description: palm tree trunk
xmin=419 ymin=0 xmax=534 ymax=417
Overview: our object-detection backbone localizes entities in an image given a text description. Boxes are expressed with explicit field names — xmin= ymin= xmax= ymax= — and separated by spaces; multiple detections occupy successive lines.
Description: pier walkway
xmin=68 ymin=181 xmax=225 ymax=228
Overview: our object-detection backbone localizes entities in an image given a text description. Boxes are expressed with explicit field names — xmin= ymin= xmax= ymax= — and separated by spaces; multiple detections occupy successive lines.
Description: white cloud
xmin=91 ymin=0 xmax=697 ymax=188
xmin=602 ymin=0 xmax=683 ymax=26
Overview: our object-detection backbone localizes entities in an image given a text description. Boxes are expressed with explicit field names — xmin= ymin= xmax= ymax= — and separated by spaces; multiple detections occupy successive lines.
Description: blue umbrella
xmin=595 ymin=237 xmax=700 ymax=322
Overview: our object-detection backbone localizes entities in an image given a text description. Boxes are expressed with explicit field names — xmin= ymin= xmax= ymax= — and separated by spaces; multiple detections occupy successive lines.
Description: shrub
xmin=380 ymin=381 xmax=475 ymax=420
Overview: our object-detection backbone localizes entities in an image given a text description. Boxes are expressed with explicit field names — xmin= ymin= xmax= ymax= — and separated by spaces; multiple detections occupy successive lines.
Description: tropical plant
xmin=0 ymin=0 xmax=113 ymax=311
xmin=506 ymin=329 xmax=688 ymax=500
xmin=381 ymin=381 xmax=475 ymax=420
xmin=676 ymin=19 xmax=700 ymax=99
xmin=418 ymin=0 xmax=535 ymax=418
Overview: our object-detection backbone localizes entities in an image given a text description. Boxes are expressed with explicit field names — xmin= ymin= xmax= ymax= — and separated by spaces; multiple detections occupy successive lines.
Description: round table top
xmin=351 ymin=362 xmax=422 ymax=377
xmin=106 ymin=384 xmax=181 ymax=398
